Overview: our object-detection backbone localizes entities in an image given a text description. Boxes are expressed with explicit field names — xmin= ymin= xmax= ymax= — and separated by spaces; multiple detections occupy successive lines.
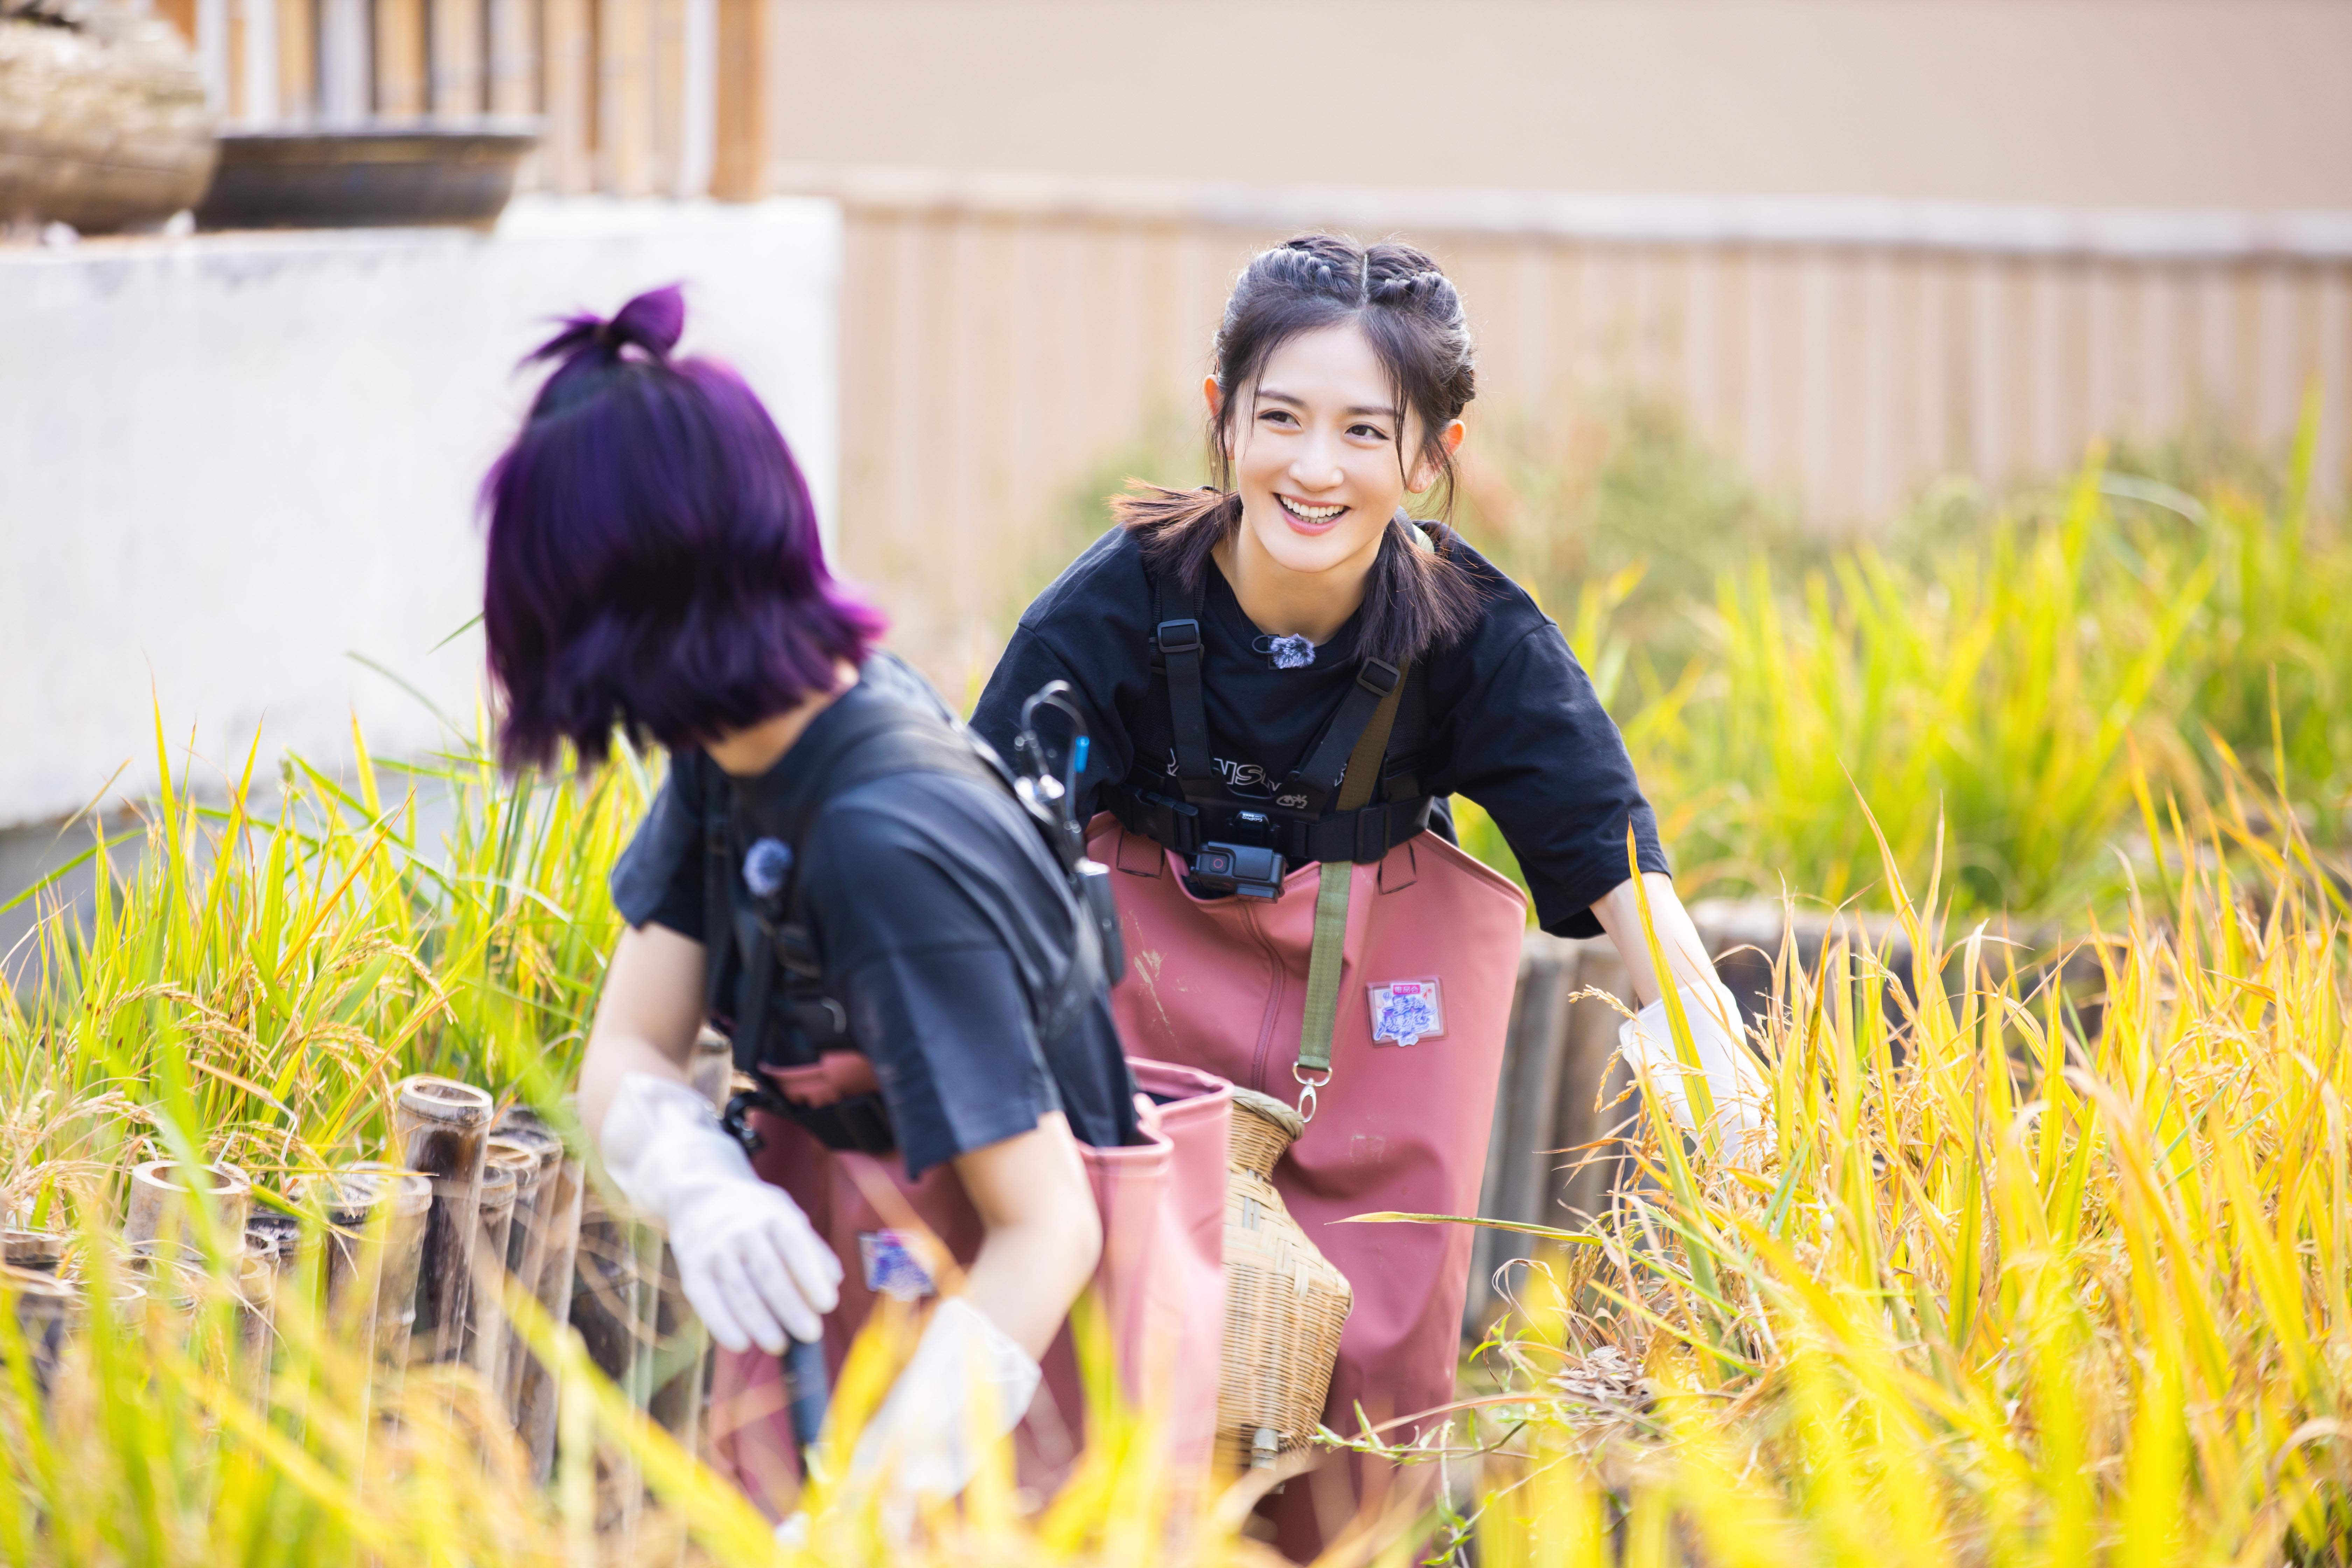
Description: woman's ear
xmin=1202 ymin=374 xmax=1224 ymax=424
xmin=1408 ymin=418 xmax=1468 ymax=491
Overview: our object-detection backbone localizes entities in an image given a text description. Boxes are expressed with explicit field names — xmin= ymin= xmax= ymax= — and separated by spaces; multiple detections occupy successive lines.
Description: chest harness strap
xmin=1140 ymin=567 xmax=1415 ymax=1122
xmin=1124 ymin=570 xmax=1432 ymax=894
xmin=1291 ymin=654 xmax=1408 ymax=1121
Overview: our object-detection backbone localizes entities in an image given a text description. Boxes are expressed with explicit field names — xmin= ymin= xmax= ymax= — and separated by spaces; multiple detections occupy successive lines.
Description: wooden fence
xmin=158 ymin=0 xmax=768 ymax=197
xmin=152 ymin=0 xmax=2352 ymax=700
xmin=809 ymin=170 xmax=2352 ymax=695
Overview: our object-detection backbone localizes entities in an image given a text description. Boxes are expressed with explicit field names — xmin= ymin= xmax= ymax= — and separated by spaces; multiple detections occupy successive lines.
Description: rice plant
xmin=1429 ymin=764 xmax=2352 ymax=1564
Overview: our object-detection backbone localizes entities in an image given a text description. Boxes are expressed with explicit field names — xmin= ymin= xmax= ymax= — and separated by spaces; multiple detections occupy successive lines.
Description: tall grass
xmin=1442 ymin=766 xmax=2352 ymax=1563
xmin=0 ymin=711 xmax=644 ymax=1198
xmin=0 ymin=715 xmax=1296 ymax=1566
xmin=1455 ymin=396 xmax=2351 ymax=919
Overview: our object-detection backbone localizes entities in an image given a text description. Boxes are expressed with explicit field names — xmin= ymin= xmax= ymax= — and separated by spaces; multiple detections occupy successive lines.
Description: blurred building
xmin=11 ymin=0 xmax=2349 ymax=812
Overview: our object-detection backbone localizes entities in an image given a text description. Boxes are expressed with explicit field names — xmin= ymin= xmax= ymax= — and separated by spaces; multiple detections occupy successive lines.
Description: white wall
xmin=0 ymin=196 xmax=841 ymax=828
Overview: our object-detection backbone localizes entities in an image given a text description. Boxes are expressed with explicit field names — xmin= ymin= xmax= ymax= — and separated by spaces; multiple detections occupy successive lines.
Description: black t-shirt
xmin=970 ymin=525 xmax=1667 ymax=940
xmin=608 ymin=654 xmax=1139 ymax=1179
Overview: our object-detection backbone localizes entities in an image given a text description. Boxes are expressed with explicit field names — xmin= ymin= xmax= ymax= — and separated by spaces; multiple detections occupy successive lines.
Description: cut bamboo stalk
xmin=508 ymin=1106 xmax=583 ymax=1484
xmin=0 ymin=1230 xmax=66 ymax=1274
xmin=324 ymin=1162 xmax=433 ymax=1372
xmin=466 ymin=1147 xmax=528 ymax=1385
xmin=244 ymin=1209 xmax=302 ymax=1272
xmin=393 ymin=1076 xmax=492 ymax=1366
xmin=487 ymin=1115 xmax=564 ymax=1416
xmin=2 ymin=1265 xmax=77 ymax=1394
xmin=124 ymin=1160 xmax=251 ymax=1254
xmin=237 ymin=1250 xmax=278 ymax=1400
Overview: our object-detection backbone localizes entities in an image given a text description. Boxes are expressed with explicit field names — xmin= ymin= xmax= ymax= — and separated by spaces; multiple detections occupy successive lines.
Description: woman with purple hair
xmin=481 ymin=286 xmax=1136 ymax=1515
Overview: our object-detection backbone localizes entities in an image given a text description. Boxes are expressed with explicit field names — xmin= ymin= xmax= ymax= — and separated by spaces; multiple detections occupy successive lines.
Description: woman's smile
xmin=1275 ymin=492 xmax=1349 ymax=532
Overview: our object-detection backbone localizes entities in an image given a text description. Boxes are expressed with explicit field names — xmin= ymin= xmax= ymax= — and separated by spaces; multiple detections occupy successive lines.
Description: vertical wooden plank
xmin=275 ymin=0 xmax=315 ymax=121
xmin=2316 ymin=265 xmax=2350 ymax=505
xmin=1855 ymin=248 xmax=1897 ymax=522
xmin=597 ymin=0 xmax=650 ymax=193
xmin=486 ymin=0 xmax=537 ymax=114
xmin=374 ymin=0 xmax=428 ymax=118
xmin=196 ymin=0 xmax=230 ymax=108
xmin=707 ymin=0 xmax=766 ymax=198
xmin=428 ymin=0 xmax=484 ymax=117
xmin=539 ymin=0 xmax=593 ymax=191
xmin=2252 ymin=262 xmax=2297 ymax=447
xmin=2084 ymin=260 xmax=2120 ymax=448
xmin=1964 ymin=256 xmax=2007 ymax=481
xmin=645 ymin=0 xmax=684 ymax=191
xmin=316 ymin=0 xmax=366 ymax=122
xmin=225 ymin=0 xmax=249 ymax=118
xmin=2024 ymin=259 xmax=2071 ymax=475
xmin=1711 ymin=244 xmax=1751 ymax=476
xmin=2003 ymin=258 xmax=2040 ymax=483
xmin=1680 ymin=244 xmax=1717 ymax=446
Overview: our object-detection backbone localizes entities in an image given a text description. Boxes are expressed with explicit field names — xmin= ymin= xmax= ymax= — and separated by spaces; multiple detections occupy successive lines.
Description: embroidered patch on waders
xmin=858 ymin=1230 xmax=937 ymax=1300
xmin=1367 ymin=978 xmax=1446 ymax=1046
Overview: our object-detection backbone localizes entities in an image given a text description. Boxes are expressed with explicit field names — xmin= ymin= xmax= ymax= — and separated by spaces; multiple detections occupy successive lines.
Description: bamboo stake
xmin=391 ymin=1076 xmax=492 ymax=1366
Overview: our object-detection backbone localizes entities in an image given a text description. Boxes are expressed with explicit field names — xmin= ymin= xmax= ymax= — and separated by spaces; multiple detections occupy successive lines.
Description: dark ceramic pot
xmin=194 ymin=121 xmax=539 ymax=231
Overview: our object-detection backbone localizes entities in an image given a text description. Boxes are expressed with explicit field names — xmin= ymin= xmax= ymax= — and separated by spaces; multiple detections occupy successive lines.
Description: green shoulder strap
xmin=1291 ymin=659 xmax=1411 ymax=1123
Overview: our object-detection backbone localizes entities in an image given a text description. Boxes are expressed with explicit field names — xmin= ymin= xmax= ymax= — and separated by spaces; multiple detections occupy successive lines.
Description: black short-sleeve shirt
xmin=969 ymin=525 xmax=1667 ymax=940
xmin=608 ymin=655 xmax=1139 ymax=1178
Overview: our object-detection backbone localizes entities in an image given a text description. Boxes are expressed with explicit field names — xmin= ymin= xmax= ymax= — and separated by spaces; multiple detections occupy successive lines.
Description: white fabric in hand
xmin=1616 ymin=979 xmax=1772 ymax=1148
xmin=600 ymin=1071 xmax=842 ymax=1352
xmin=848 ymin=1296 xmax=1040 ymax=1505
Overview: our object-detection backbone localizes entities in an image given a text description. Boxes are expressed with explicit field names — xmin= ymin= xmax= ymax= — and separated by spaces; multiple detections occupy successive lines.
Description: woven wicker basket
xmin=1215 ymin=1088 xmax=1352 ymax=1471
xmin=0 ymin=0 xmax=215 ymax=233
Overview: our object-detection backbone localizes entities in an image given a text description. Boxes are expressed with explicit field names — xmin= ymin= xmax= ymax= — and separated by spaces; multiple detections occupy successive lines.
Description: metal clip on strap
xmin=1293 ymin=864 xmax=1350 ymax=1121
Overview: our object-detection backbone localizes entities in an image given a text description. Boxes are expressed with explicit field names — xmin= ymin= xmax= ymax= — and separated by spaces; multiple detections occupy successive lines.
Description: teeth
xmin=1279 ymin=496 xmax=1345 ymax=522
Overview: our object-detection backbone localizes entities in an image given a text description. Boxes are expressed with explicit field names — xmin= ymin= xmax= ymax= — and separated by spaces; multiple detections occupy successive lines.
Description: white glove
xmin=1616 ymin=979 xmax=1772 ymax=1149
xmin=847 ymin=1296 xmax=1040 ymax=1504
xmin=600 ymin=1071 xmax=842 ymax=1352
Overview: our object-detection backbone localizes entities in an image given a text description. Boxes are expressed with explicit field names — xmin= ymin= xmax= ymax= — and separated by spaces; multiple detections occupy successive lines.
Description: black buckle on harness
xmin=1156 ymin=618 xmax=1202 ymax=655
xmin=1357 ymin=657 xmax=1401 ymax=698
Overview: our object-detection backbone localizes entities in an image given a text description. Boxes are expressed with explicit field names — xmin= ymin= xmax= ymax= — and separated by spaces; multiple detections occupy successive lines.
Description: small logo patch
xmin=858 ymin=1230 xmax=937 ymax=1300
xmin=1368 ymin=978 xmax=1446 ymax=1046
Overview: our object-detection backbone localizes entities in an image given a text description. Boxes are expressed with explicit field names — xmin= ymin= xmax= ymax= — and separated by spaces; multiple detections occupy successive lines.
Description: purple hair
xmin=481 ymin=285 xmax=886 ymax=767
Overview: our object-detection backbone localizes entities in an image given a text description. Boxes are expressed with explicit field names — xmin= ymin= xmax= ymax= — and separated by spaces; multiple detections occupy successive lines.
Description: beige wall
xmin=770 ymin=1 xmax=2352 ymax=211
xmin=824 ymin=181 xmax=2352 ymax=696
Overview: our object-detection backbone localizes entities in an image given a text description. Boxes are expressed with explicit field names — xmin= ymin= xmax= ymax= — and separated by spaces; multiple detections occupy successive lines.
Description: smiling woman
xmin=970 ymin=233 xmax=1771 ymax=1560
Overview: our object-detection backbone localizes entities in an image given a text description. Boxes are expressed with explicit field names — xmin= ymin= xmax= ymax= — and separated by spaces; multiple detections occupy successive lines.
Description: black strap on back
xmin=708 ymin=690 xmax=1100 ymax=1142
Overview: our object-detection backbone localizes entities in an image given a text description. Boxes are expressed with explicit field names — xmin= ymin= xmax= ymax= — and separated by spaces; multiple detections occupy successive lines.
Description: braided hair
xmin=1113 ymin=234 xmax=1484 ymax=665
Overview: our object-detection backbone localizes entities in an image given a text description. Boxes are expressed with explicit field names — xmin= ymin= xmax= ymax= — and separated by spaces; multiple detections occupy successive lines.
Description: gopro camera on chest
xmin=1190 ymin=822 xmax=1287 ymax=899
